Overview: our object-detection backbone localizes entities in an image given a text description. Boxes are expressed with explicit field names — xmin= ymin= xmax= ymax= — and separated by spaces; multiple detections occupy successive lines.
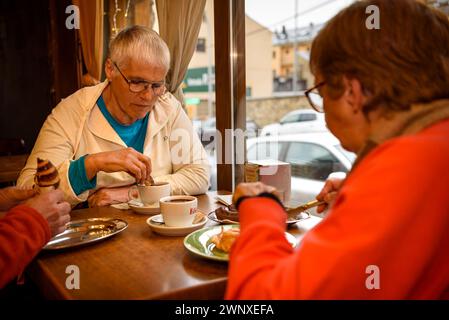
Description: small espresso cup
xmin=159 ymin=195 xmax=198 ymax=227
xmin=128 ymin=182 xmax=171 ymax=206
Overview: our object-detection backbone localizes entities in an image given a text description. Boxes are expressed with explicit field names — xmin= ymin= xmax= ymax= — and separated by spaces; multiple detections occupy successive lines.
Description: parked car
xmin=260 ymin=109 xmax=327 ymax=136
xmin=207 ymin=132 xmax=355 ymax=216
xmin=199 ymin=117 xmax=259 ymax=148
xmin=246 ymin=132 xmax=355 ymax=215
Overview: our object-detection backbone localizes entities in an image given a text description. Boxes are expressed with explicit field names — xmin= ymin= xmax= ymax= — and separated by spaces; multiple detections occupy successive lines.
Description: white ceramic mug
xmin=129 ymin=182 xmax=171 ymax=206
xmin=159 ymin=195 xmax=198 ymax=227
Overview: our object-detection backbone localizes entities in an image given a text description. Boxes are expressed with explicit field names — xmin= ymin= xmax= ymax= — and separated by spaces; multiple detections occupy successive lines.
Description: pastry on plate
xmin=210 ymin=227 xmax=240 ymax=253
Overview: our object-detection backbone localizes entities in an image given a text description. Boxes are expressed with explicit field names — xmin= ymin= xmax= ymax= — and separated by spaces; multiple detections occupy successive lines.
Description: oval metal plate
xmin=43 ymin=218 xmax=128 ymax=250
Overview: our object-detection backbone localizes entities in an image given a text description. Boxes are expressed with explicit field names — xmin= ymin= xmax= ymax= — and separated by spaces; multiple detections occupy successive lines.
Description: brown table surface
xmin=0 ymin=154 xmax=28 ymax=183
xmin=27 ymin=191 xmax=322 ymax=300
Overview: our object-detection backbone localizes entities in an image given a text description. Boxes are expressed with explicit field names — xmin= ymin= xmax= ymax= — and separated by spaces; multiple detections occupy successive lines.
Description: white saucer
xmin=146 ymin=214 xmax=207 ymax=237
xmin=128 ymin=200 xmax=160 ymax=215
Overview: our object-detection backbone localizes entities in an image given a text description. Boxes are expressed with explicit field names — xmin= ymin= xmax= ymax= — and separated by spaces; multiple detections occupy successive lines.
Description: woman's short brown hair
xmin=310 ymin=0 xmax=449 ymax=114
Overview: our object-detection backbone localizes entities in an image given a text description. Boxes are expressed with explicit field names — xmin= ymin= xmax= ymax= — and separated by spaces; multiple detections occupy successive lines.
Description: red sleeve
xmin=225 ymin=197 xmax=295 ymax=299
xmin=225 ymin=132 xmax=449 ymax=299
xmin=0 ymin=205 xmax=51 ymax=288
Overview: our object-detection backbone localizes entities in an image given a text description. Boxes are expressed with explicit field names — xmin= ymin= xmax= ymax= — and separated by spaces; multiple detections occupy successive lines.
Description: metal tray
xmin=43 ymin=218 xmax=128 ymax=250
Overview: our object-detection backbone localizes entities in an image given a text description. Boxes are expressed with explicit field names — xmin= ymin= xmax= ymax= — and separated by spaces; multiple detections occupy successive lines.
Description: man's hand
xmin=87 ymin=186 xmax=132 ymax=207
xmin=233 ymin=182 xmax=280 ymax=206
xmin=85 ymin=148 xmax=152 ymax=184
xmin=315 ymin=177 xmax=345 ymax=213
xmin=0 ymin=187 xmax=36 ymax=211
xmin=24 ymin=189 xmax=71 ymax=236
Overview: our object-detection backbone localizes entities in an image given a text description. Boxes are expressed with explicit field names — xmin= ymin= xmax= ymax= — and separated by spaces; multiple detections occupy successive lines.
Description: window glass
xmin=247 ymin=142 xmax=283 ymax=161
xmin=298 ymin=113 xmax=316 ymax=122
xmin=281 ymin=113 xmax=300 ymax=124
xmin=284 ymin=142 xmax=347 ymax=181
xmin=196 ymin=38 xmax=206 ymax=52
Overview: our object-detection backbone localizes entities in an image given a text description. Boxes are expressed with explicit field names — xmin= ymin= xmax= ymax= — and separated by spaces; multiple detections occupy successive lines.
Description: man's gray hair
xmin=109 ymin=25 xmax=170 ymax=71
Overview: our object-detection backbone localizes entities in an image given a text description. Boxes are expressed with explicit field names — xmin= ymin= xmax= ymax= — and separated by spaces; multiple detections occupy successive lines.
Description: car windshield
xmin=335 ymin=145 xmax=356 ymax=162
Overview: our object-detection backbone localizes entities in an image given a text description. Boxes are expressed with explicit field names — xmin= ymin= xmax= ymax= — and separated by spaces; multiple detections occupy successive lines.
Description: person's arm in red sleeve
xmin=0 ymin=205 xmax=51 ymax=288
xmin=226 ymin=192 xmax=399 ymax=299
xmin=226 ymin=196 xmax=296 ymax=299
xmin=226 ymin=135 xmax=449 ymax=299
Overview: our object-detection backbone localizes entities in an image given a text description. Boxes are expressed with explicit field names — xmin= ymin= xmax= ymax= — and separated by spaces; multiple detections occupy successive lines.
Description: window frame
xmin=214 ymin=0 xmax=246 ymax=191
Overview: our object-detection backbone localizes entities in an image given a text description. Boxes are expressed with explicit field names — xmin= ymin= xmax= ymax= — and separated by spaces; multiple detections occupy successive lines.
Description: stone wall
xmin=246 ymin=94 xmax=310 ymax=127
xmin=193 ymin=94 xmax=311 ymax=129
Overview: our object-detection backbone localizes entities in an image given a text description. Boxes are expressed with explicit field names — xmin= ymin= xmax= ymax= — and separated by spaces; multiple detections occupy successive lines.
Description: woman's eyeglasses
xmin=113 ymin=61 xmax=166 ymax=95
xmin=305 ymin=81 xmax=326 ymax=113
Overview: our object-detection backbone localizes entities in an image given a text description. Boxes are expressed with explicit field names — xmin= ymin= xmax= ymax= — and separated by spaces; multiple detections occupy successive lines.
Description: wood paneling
xmin=0 ymin=0 xmax=79 ymax=152
xmin=48 ymin=0 xmax=81 ymax=105
xmin=0 ymin=0 xmax=52 ymax=152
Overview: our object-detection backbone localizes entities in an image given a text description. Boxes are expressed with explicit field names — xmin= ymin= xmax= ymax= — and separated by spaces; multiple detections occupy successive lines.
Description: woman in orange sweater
xmin=227 ymin=0 xmax=449 ymax=299
xmin=0 ymin=188 xmax=71 ymax=288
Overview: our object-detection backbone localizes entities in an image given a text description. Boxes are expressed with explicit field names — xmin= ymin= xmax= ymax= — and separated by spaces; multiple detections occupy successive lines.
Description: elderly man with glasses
xmin=17 ymin=26 xmax=210 ymax=207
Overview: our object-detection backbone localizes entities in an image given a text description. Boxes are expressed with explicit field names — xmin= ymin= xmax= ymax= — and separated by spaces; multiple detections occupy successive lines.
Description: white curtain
xmin=156 ymin=0 xmax=207 ymax=106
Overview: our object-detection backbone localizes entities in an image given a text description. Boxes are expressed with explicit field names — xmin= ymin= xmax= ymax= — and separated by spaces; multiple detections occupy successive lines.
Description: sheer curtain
xmin=73 ymin=0 xmax=104 ymax=86
xmin=156 ymin=0 xmax=206 ymax=106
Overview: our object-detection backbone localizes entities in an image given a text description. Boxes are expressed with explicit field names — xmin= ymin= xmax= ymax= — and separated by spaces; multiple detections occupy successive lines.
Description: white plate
xmin=184 ymin=225 xmax=297 ymax=262
xmin=128 ymin=200 xmax=160 ymax=215
xmin=146 ymin=214 xmax=207 ymax=237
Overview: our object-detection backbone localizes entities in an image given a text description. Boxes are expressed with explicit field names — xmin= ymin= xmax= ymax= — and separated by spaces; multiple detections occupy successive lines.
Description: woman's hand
xmin=85 ymin=148 xmax=152 ymax=184
xmin=24 ymin=189 xmax=71 ymax=236
xmin=232 ymin=182 xmax=280 ymax=205
xmin=0 ymin=187 xmax=36 ymax=211
xmin=315 ymin=177 xmax=345 ymax=213
xmin=87 ymin=186 xmax=132 ymax=207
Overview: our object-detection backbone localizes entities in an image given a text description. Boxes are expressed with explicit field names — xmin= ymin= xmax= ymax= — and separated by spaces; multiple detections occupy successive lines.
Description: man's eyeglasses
xmin=305 ymin=81 xmax=326 ymax=113
xmin=113 ymin=61 xmax=166 ymax=95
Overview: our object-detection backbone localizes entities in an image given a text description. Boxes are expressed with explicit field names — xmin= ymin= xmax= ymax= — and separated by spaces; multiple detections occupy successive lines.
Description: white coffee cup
xmin=159 ymin=195 xmax=198 ymax=227
xmin=129 ymin=182 xmax=171 ymax=206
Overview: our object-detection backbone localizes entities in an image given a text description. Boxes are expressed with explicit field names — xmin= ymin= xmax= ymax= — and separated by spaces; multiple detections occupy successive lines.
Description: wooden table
xmin=0 ymin=154 xmax=28 ymax=183
xmin=27 ymin=191 xmax=322 ymax=300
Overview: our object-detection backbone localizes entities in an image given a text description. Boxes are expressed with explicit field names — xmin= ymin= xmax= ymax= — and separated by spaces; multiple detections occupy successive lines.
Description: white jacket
xmin=17 ymin=81 xmax=210 ymax=205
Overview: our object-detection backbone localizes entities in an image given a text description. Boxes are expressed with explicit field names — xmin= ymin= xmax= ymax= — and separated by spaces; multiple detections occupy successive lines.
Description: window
xmin=284 ymin=142 xmax=347 ymax=181
xmin=247 ymin=142 xmax=283 ymax=161
xmin=280 ymin=113 xmax=300 ymax=124
xmin=298 ymin=113 xmax=316 ymax=122
xmin=196 ymin=38 xmax=206 ymax=52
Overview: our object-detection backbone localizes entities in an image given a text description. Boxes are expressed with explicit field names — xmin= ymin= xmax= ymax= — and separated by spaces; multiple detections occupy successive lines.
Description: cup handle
xmin=128 ymin=186 xmax=139 ymax=202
